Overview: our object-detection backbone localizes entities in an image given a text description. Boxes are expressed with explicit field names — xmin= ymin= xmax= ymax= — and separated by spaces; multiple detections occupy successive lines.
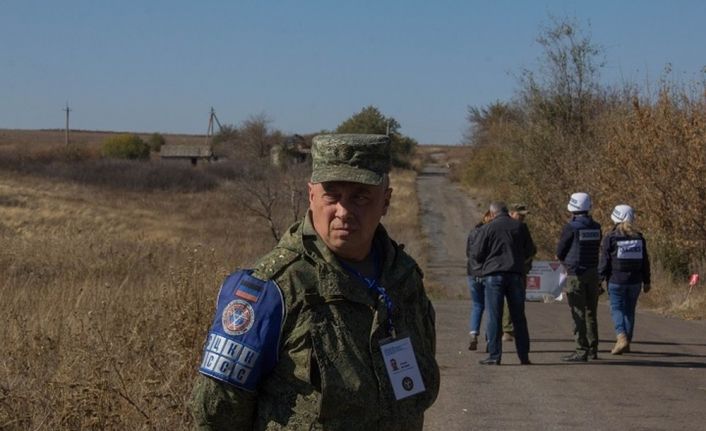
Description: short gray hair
xmin=489 ymin=201 xmax=508 ymax=216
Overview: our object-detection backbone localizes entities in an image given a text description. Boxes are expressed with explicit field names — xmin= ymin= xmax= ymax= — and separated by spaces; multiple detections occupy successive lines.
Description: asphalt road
xmin=426 ymin=300 xmax=706 ymax=431
xmin=417 ymin=155 xmax=706 ymax=431
xmin=416 ymin=156 xmax=481 ymax=299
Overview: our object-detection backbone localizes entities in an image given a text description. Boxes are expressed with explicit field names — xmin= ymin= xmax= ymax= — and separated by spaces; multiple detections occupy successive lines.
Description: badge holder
xmin=379 ymin=332 xmax=426 ymax=400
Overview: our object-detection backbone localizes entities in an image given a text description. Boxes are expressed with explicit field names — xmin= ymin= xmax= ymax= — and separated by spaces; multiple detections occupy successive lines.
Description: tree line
xmin=462 ymin=17 xmax=706 ymax=288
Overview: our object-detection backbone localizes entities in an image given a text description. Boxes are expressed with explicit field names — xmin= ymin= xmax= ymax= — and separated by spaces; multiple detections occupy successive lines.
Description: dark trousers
xmin=484 ymin=273 xmax=530 ymax=362
xmin=566 ymin=270 xmax=600 ymax=355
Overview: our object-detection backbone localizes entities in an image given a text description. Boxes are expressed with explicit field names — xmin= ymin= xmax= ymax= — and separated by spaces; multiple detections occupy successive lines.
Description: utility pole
xmin=205 ymin=107 xmax=222 ymax=146
xmin=386 ymin=119 xmax=390 ymax=136
xmin=63 ymin=102 xmax=72 ymax=146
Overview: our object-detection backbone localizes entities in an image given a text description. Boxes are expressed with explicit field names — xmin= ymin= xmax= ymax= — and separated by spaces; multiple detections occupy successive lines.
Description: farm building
xmin=160 ymin=144 xmax=215 ymax=165
xmin=270 ymin=134 xmax=310 ymax=167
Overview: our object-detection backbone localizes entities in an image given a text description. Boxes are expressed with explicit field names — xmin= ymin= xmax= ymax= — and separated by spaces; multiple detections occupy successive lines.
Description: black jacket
xmin=466 ymin=223 xmax=484 ymax=276
xmin=470 ymin=213 xmax=536 ymax=276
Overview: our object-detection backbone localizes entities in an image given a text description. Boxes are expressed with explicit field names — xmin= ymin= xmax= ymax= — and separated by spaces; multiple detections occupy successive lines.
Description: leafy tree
xmin=148 ymin=132 xmax=166 ymax=152
xmin=520 ymin=16 xmax=604 ymax=135
xmin=101 ymin=134 xmax=150 ymax=160
xmin=335 ymin=105 xmax=417 ymax=167
xmin=336 ymin=106 xmax=400 ymax=135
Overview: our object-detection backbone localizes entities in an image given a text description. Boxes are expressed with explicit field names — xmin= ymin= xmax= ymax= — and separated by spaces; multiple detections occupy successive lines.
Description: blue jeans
xmin=608 ymin=283 xmax=642 ymax=341
xmin=468 ymin=276 xmax=485 ymax=334
xmin=484 ymin=273 xmax=530 ymax=362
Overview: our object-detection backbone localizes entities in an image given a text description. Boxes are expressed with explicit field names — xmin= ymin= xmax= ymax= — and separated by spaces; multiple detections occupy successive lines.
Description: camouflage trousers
xmin=502 ymin=302 xmax=513 ymax=333
xmin=565 ymin=271 xmax=600 ymax=355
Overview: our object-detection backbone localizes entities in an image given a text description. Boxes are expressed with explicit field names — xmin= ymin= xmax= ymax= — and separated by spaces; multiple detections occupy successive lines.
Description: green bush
xmin=335 ymin=105 xmax=417 ymax=167
xmin=148 ymin=133 xmax=166 ymax=152
xmin=101 ymin=134 xmax=150 ymax=160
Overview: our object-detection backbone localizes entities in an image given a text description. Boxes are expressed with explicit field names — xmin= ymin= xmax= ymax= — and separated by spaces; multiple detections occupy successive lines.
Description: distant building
xmin=160 ymin=144 xmax=215 ymax=165
xmin=271 ymin=134 xmax=310 ymax=167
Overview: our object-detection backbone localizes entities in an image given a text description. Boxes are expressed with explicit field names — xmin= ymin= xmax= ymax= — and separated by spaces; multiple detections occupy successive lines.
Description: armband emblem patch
xmin=222 ymin=300 xmax=255 ymax=336
xmin=198 ymin=270 xmax=284 ymax=391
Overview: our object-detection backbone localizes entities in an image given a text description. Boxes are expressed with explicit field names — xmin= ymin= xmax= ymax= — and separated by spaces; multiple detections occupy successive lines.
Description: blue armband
xmin=198 ymin=270 xmax=284 ymax=391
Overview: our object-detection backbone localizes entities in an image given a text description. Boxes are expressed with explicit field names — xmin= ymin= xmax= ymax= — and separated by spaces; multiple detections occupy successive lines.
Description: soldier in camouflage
xmin=190 ymin=134 xmax=440 ymax=430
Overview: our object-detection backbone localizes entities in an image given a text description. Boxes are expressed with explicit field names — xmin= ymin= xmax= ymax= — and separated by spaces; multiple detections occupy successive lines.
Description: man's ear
xmin=382 ymin=187 xmax=392 ymax=216
xmin=307 ymin=182 xmax=315 ymax=204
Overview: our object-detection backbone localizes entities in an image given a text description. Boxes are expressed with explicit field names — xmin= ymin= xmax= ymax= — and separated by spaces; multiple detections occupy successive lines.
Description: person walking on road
xmin=190 ymin=134 xmax=440 ymax=430
xmin=556 ymin=192 xmax=602 ymax=362
xmin=502 ymin=203 xmax=536 ymax=342
xmin=466 ymin=210 xmax=492 ymax=351
xmin=598 ymin=204 xmax=651 ymax=355
xmin=471 ymin=201 xmax=536 ymax=365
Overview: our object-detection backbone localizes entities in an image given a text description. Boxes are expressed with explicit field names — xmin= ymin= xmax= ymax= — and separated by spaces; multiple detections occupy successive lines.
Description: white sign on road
xmin=525 ymin=260 xmax=566 ymax=301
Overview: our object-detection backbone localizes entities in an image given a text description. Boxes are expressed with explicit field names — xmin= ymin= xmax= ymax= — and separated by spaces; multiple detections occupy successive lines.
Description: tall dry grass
xmin=0 ymin=170 xmax=274 ymax=429
xmin=0 ymin=146 xmax=425 ymax=429
xmin=385 ymin=168 xmax=426 ymax=269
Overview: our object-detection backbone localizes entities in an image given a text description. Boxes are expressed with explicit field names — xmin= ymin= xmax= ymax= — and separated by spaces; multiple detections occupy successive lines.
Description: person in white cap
xmin=556 ymin=192 xmax=602 ymax=362
xmin=598 ymin=204 xmax=651 ymax=355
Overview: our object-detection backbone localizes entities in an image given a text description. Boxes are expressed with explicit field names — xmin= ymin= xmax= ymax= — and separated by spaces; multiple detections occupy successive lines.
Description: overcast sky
xmin=2 ymin=0 xmax=705 ymax=144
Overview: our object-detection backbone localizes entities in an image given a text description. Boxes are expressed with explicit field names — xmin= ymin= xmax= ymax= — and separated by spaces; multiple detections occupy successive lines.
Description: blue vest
xmin=564 ymin=216 xmax=601 ymax=274
xmin=611 ymin=233 xmax=645 ymax=273
xmin=198 ymin=270 xmax=284 ymax=392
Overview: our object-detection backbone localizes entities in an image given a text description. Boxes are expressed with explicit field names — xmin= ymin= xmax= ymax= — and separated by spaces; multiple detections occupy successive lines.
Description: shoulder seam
xmin=254 ymin=248 xmax=301 ymax=281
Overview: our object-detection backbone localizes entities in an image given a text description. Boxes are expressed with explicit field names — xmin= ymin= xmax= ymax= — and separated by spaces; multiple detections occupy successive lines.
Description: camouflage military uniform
xmin=191 ymin=212 xmax=439 ymax=430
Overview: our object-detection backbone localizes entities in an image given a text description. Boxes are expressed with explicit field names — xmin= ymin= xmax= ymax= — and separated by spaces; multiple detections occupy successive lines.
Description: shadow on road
xmin=502 ymin=359 xmax=706 ymax=368
xmin=586 ymin=359 xmax=706 ymax=368
xmin=522 ymin=348 xmax=706 ymax=359
xmin=636 ymin=340 xmax=706 ymax=347
xmin=625 ymin=350 xmax=706 ymax=359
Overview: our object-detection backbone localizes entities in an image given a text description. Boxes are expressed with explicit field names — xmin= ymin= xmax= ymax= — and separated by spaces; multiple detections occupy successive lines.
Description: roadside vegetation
xmin=460 ymin=17 xmax=706 ymax=319
xmin=0 ymin=110 xmax=422 ymax=429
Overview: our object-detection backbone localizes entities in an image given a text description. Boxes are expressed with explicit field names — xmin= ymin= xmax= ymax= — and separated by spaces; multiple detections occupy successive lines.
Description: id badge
xmin=379 ymin=335 xmax=426 ymax=400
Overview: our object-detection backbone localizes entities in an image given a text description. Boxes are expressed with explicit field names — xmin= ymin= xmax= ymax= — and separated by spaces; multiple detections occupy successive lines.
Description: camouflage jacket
xmin=191 ymin=213 xmax=440 ymax=430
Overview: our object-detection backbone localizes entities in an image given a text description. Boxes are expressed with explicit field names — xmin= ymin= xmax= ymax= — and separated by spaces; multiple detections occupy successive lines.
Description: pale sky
xmin=2 ymin=0 xmax=705 ymax=144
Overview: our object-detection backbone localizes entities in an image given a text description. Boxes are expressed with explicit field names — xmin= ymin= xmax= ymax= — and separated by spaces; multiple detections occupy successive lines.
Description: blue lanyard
xmin=338 ymin=249 xmax=396 ymax=337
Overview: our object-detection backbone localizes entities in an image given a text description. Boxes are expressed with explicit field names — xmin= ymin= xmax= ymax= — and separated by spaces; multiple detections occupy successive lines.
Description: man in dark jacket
xmin=471 ymin=202 xmax=536 ymax=365
xmin=556 ymin=192 xmax=602 ymax=362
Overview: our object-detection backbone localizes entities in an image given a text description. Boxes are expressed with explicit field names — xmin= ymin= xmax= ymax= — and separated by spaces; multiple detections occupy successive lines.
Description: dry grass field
xmin=0 ymin=173 xmax=268 ymax=430
xmin=0 ymin=130 xmax=425 ymax=430
xmin=0 ymin=129 xmax=204 ymax=150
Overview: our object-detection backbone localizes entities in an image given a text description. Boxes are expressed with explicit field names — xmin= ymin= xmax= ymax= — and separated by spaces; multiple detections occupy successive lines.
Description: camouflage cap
xmin=310 ymin=134 xmax=391 ymax=185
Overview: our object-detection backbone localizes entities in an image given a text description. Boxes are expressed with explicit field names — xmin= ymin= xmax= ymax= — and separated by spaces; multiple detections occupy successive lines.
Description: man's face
xmin=308 ymin=180 xmax=392 ymax=261
xmin=510 ymin=211 xmax=526 ymax=222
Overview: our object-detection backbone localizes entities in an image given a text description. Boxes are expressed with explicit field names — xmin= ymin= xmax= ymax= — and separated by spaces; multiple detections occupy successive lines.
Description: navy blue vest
xmin=610 ymin=233 xmax=645 ymax=273
xmin=564 ymin=216 xmax=601 ymax=274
